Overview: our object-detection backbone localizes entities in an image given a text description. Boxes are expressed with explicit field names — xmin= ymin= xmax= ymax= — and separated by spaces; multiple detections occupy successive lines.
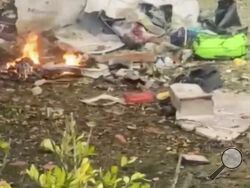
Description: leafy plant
xmin=27 ymin=115 xmax=150 ymax=188
xmin=0 ymin=135 xmax=10 ymax=175
xmin=0 ymin=181 xmax=11 ymax=188
xmin=0 ymin=136 xmax=11 ymax=188
xmin=40 ymin=114 xmax=95 ymax=172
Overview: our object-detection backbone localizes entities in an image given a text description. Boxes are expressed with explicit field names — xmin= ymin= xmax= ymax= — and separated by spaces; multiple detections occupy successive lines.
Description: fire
xmin=22 ymin=33 xmax=40 ymax=65
xmin=6 ymin=32 xmax=40 ymax=69
xmin=3 ymin=32 xmax=84 ymax=81
xmin=63 ymin=52 xmax=82 ymax=66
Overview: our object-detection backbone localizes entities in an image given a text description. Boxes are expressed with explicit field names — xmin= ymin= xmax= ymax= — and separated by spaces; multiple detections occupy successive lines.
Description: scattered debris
xmin=55 ymin=25 xmax=124 ymax=55
xmin=215 ymin=0 xmax=241 ymax=29
xmin=15 ymin=0 xmax=85 ymax=33
xmin=170 ymin=83 xmax=214 ymax=118
xmin=115 ymin=134 xmax=127 ymax=145
xmin=156 ymin=91 xmax=170 ymax=101
xmin=155 ymin=56 xmax=174 ymax=69
xmin=0 ymin=1 xmax=249 ymax=187
xmin=80 ymin=94 xmax=125 ymax=106
xmin=174 ymin=90 xmax=250 ymax=141
xmin=31 ymin=86 xmax=42 ymax=96
xmin=81 ymin=64 xmax=110 ymax=79
xmin=46 ymin=107 xmax=64 ymax=119
xmin=124 ymin=91 xmax=154 ymax=104
xmin=182 ymin=154 xmax=209 ymax=165
xmin=143 ymin=126 xmax=162 ymax=135
xmin=233 ymin=58 xmax=247 ymax=67
xmin=175 ymin=66 xmax=222 ymax=93
xmin=9 ymin=161 xmax=27 ymax=167
xmin=95 ymin=52 xmax=156 ymax=64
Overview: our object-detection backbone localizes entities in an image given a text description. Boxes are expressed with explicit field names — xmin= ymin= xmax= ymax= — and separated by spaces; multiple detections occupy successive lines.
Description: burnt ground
xmin=0 ymin=59 xmax=250 ymax=188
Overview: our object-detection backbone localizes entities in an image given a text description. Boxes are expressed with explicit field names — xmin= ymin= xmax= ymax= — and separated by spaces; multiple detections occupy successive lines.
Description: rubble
xmin=0 ymin=0 xmax=250 ymax=187
xmin=170 ymin=83 xmax=214 ymax=118
xmin=182 ymin=154 xmax=209 ymax=165
xmin=174 ymin=66 xmax=222 ymax=93
xmin=80 ymin=94 xmax=125 ymax=106
xmin=31 ymin=86 xmax=42 ymax=96
xmin=173 ymin=89 xmax=250 ymax=141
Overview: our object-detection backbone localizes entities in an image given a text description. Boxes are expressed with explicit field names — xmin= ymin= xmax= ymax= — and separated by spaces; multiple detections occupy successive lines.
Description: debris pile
xmin=0 ymin=0 xmax=249 ymax=141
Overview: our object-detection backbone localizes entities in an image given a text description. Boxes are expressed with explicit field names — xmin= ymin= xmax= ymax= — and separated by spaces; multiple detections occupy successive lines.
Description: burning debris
xmin=0 ymin=32 xmax=87 ymax=81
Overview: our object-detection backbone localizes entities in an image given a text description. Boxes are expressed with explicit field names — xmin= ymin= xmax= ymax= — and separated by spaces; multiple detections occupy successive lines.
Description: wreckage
xmin=0 ymin=0 xmax=249 ymax=141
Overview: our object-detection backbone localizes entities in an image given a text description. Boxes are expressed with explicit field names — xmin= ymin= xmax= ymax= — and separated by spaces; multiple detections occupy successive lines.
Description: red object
xmin=124 ymin=91 xmax=154 ymax=104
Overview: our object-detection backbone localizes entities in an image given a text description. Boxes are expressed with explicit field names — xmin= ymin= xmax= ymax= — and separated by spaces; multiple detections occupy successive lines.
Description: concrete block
xmin=170 ymin=83 xmax=214 ymax=118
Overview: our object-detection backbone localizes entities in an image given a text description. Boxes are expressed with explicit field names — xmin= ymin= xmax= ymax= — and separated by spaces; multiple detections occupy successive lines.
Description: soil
xmin=1 ymin=0 xmax=250 ymax=188
xmin=1 ymin=60 xmax=250 ymax=188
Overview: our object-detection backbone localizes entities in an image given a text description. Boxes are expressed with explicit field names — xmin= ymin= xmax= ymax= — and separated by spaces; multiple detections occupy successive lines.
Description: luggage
xmin=192 ymin=33 xmax=247 ymax=59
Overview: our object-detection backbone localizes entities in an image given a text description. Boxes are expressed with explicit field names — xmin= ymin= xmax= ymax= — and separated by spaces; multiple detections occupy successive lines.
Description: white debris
xmin=182 ymin=154 xmax=209 ymax=165
xmin=170 ymin=83 xmax=214 ymax=118
xmin=170 ymin=85 xmax=250 ymax=141
xmin=31 ymin=86 xmax=42 ymax=96
xmin=85 ymin=0 xmax=141 ymax=20
xmin=141 ymin=0 xmax=200 ymax=28
xmin=80 ymin=94 xmax=125 ymax=106
xmin=81 ymin=64 xmax=110 ymax=79
xmin=15 ymin=0 xmax=86 ymax=33
xmin=155 ymin=56 xmax=174 ymax=69
xmin=55 ymin=25 xmax=124 ymax=55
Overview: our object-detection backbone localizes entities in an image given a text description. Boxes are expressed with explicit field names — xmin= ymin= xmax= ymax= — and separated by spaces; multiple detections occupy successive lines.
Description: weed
xmin=27 ymin=114 xmax=151 ymax=188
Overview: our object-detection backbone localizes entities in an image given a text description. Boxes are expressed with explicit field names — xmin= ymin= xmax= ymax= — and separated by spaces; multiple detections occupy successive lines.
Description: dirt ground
xmin=1 ymin=1 xmax=250 ymax=188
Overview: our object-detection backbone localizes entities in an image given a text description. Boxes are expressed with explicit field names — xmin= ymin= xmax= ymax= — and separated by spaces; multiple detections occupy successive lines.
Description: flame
xmin=5 ymin=32 xmax=40 ymax=70
xmin=63 ymin=52 xmax=82 ymax=66
xmin=22 ymin=33 xmax=40 ymax=64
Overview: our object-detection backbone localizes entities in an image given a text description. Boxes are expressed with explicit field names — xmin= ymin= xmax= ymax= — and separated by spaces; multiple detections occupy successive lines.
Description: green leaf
xmin=131 ymin=172 xmax=145 ymax=181
xmin=53 ymin=167 xmax=66 ymax=186
xmin=40 ymin=139 xmax=55 ymax=152
xmin=123 ymin=176 xmax=130 ymax=184
xmin=129 ymin=182 xmax=140 ymax=188
xmin=103 ymin=171 xmax=112 ymax=185
xmin=121 ymin=156 xmax=128 ymax=167
xmin=0 ymin=141 xmax=9 ymax=153
xmin=141 ymin=183 xmax=151 ymax=188
xmin=96 ymin=183 xmax=103 ymax=188
xmin=111 ymin=166 xmax=118 ymax=175
xmin=26 ymin=165 xmax=39 ymax=182
xmin=115 ymin=178 xmax=122 ymax=184
xmin=39 ymin=174 xmax=47 ymax=187
xmin=0 ymin=183 xmax=11 ymax=188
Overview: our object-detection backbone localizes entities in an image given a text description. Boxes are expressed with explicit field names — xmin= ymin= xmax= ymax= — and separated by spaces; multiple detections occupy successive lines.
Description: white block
xmin=170 ymin=83 xmax=214 ymax=118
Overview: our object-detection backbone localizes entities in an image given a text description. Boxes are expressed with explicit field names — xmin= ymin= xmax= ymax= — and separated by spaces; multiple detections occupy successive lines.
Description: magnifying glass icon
xmin=209 ymin=147 xmax=243 ymax=180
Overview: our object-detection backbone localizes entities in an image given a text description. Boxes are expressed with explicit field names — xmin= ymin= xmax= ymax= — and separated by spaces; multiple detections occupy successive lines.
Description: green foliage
xmin=27 ymin=115 xmax=151 ymax=188
xmin=0 ymin=139 xmax=9 ymax=154
xmin=120 ymin=156 xmax=137 ymax=167
xmin=0 ymin=182 xmax=11 ymax=188
xmin=40 ymin=114 xmax=95 ymax=172
xmin=0 ymin=136 xmax=9 ymax=172
xmin=0 ymin=136 xmax=11 ymax=188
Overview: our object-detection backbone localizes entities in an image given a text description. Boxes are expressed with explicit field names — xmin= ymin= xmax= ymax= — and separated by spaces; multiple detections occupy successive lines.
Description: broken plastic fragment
xmin=80 ymin=94 xmax=125 ymax=106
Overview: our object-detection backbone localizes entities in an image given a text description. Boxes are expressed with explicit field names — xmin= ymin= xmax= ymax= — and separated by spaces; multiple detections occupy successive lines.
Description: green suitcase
xmin=192 ymin=33 xmax=247 ymax=59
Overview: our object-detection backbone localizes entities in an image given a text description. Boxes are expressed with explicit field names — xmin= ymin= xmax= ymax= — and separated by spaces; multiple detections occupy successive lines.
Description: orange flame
xmin=22 ymin=33 xmax=40 ymax=64
xmin=63 ymin=52 xmax=82 ymax=66
xmin=6 ymin=32 xmax=40 ymax=69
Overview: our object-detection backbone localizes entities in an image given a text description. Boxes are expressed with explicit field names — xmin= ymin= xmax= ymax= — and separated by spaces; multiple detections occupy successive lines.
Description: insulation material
xmin=15 ymin=0 xmax=86 ymax=33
